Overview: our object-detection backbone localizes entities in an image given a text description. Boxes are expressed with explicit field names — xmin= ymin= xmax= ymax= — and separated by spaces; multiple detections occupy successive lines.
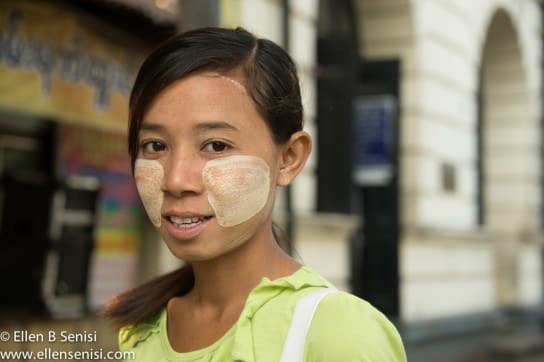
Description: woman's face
xmin=134 ymin=72 xmax=282 ymax=261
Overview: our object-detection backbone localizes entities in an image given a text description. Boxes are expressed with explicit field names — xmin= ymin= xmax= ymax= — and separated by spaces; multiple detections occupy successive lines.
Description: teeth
xmin=170 ymin=216 xmax=201 ymax=225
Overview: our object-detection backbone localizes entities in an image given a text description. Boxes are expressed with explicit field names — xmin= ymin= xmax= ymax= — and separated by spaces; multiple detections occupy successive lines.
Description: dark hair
xmin=102 ymin=27 xmax=303 ymax=328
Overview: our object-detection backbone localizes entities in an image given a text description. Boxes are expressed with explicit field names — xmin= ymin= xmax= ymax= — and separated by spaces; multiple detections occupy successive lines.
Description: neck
xmin=188 ymin=225 xmax=299 ymax=311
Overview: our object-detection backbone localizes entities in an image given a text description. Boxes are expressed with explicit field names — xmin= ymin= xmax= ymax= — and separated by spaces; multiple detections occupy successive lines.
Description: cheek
xmin=134 ymin=159 xmax=164 ymax=227
xmin=203 ymin=156 xmax=271 ymax=227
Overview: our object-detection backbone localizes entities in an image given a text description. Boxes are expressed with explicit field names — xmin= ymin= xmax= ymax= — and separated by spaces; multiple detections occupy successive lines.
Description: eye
xmin=203 ymin=141 xmax=230 ymax=153
xmin=141 ymin=140 xmax=166 ymax=154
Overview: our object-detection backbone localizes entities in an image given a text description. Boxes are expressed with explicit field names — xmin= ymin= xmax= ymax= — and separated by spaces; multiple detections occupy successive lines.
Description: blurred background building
xmin=1 ymin=0 xmax=543 ymax=361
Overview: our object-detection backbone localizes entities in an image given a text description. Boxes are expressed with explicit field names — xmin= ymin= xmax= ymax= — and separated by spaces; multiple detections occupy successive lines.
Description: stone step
xmin=488 ymin=334 xmax=544 ymax=361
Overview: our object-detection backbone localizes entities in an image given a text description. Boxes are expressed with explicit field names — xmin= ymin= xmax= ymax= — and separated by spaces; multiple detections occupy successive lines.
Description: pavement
xmin=406 ymin=329 xmax=544 ymax=362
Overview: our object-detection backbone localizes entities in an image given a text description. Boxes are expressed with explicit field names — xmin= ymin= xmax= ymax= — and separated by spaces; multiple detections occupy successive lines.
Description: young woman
xmin=103 ymin=27 xmax=406 ymax=361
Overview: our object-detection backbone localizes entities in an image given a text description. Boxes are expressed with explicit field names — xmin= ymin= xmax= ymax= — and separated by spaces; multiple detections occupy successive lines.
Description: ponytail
xmin=272 ymin=222 xmax=290 ymax=254
xmin=100 ymin=264 xmax=194 ymax=328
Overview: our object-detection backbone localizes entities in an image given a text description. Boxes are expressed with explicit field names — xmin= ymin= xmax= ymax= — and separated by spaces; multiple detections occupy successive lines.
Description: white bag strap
xmin=279 ymin=288 xmax=337 ymax=362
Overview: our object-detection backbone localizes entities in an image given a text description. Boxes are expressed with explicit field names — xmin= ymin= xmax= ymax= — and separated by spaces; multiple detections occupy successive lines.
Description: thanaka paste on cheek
xmin=134 ymin=159 xmax=164 ymax=227
xmin=202 ymin=155 xmax=271 ymax=227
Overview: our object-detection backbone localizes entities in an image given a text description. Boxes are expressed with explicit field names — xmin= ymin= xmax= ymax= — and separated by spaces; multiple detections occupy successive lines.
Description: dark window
xmin=316 ymin=0 xmax=358 ymax=213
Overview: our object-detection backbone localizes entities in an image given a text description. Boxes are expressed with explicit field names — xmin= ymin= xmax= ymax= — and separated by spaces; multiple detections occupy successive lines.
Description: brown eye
xmin=142 ymin=141 xmax=166 ymax=153
xmin=203 ymin=141 xmax=230 ymax=153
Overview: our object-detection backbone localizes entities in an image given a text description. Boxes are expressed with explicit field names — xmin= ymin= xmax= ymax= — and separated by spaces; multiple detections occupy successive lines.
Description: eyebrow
xmin=140 ymin=123 xmax=165 ymax=132
xmin=139 ymin=121 xmax=239 ymax=134
xmin=194 ymin=121 xmax=239 ymax=132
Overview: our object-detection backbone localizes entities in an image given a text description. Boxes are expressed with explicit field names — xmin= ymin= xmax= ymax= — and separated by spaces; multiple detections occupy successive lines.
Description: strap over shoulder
xmin=279 ymin=288 xmax=338 ymax=362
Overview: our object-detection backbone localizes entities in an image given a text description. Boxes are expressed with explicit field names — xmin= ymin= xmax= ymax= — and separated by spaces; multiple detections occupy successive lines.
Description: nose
xmin=161 ymin=150 xmax=204 ymax=197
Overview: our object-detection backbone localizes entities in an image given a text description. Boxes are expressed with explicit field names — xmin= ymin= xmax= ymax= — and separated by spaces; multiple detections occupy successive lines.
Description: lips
xmin=162 ymin=212 xmax=214 ymax=240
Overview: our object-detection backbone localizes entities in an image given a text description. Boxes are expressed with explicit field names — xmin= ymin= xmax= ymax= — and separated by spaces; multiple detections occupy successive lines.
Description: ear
xmin=276 ymin=131 xmax=312 ymax=186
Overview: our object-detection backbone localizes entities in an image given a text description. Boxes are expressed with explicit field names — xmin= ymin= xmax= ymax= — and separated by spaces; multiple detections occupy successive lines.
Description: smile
xmin=163 ymin=213 xmax=214 ymax=241
xmin=168 ymin=215 xmax=213 ymax=228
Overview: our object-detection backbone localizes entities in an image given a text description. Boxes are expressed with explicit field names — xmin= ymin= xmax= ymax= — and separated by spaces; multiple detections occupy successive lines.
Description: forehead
xmin=141 ymin=72 xmax=261 ymax=128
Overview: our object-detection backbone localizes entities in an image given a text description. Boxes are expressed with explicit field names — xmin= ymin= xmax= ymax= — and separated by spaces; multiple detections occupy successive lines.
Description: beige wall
xmin=401 ymin=231 xmax=496 ymax=321
xmin=356 ymin=0 xmax=542 ymax=321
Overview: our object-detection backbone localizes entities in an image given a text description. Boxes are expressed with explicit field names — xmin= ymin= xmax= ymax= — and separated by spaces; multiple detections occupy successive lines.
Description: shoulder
xmin=305 ymin=291 xmax=406 ymax=362
xmin=118 ymin=310 xmax=163 ymax=351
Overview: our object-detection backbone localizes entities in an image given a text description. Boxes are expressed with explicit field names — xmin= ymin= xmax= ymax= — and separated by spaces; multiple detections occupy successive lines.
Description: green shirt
xmin=119 ymin=266 xmax=406 ymax=361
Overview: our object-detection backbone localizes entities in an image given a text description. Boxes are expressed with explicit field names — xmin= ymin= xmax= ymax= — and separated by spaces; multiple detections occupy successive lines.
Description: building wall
xmin=401 ymin=232 xmax=496 ymax=320
xmin=356 ymin=0 xmax=542 ymax=321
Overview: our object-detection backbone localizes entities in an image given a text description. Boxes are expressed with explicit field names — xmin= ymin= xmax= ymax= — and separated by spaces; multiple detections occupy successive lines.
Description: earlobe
xmin=276 ymin=131 xmax=312 ymax=186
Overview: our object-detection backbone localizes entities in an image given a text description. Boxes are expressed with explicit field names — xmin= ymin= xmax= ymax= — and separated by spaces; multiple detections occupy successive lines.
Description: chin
xmin=160 ymin=235 xmax=210 ymax=262
xmin=162 ymin=231 xmax=251 ymax=263
xmin=166 ymin=246 xmax=234 ymax=263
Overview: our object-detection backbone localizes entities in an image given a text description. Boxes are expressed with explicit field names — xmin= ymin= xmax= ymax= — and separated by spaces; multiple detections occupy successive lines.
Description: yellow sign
xmin=0 ymin=1 xmax=149 ymax=132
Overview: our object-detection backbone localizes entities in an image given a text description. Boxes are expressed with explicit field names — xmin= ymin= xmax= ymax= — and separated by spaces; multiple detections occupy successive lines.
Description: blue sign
xmin=352 ymin=95 xmax=396 ymax=186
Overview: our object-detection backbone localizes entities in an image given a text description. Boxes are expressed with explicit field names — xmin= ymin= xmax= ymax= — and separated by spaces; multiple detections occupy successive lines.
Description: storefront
xmin=0 ymin=0 xmax=160 ymax=315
